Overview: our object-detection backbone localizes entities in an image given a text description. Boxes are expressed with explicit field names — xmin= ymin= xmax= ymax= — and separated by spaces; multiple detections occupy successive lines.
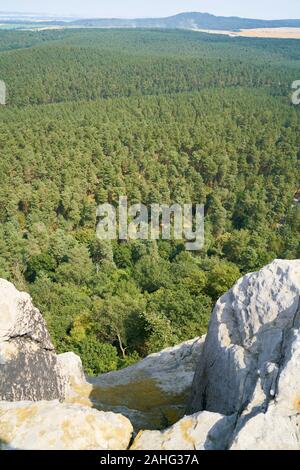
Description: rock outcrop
xmin=57 ymin=352 xmax=93 ymax=407
xmin=230 ymin=403 xmax=300 ymax=450
xmin=187 ymin=259 xmax=300 ymax=450
xmin=131 ymin=411 xmax=235 ymax=450
xmin=0 ymin=279 xmax=71 ymax=401
xmin=0 ymin=279 xmax=135 ymax=450
xmin=0 ymin=401 xmax=133 ymax=450
xmin=89 ymin=337 xmax=205 ymax=431
xmin=2 ymin=258 xmax=300 ymax=450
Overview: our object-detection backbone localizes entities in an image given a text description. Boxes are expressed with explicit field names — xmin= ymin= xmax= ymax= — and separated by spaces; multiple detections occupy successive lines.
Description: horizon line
xmin=0 ymin=10 xmax=300 ymax=22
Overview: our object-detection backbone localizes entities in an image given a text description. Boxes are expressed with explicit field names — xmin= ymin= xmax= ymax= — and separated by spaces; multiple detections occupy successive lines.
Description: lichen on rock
xmin=89 ymin=337 xmax=205 ymax=431
xmin=2 ymin=259 xmax=300 ymax=450
xmin=0 ymin=401 xmax=133 ymax=450
xmin=131 ymin=411 xmax=236 ymax=450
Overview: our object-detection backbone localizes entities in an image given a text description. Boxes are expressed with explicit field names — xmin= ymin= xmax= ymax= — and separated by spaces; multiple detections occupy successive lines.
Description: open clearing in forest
xmin=195 ymin=27 xmax=300 ymax=39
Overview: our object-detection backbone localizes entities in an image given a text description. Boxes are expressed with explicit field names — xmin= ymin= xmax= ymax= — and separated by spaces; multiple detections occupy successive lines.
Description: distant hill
xmin=1 ymin=12 xmax=300 ymax=31
xmin=70 ymin=12 xmax=300 ymax=31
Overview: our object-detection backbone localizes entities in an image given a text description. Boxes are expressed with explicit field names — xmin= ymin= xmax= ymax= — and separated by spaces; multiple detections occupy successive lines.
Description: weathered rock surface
xmin=131 ymin=411 xmax=236 ymax=450
xmin=187 ymin=259 xmax=300 ymax=450
xmin=89 ymin=337 xmax=205 ymax=431
xmin=57 ymin=352 xmax=93 ymax=407
xmin=230 ymin=403 xmax=300 ymax=450
xmin=0 ymin=279 xmax=66 ymax=401
xmin=0 ymin=279 xmax=85 ymax=402
xmin=0 ymin=401 xmax=133 ymax=450
xmin=2 ymin=258 xmax=300 ymax=450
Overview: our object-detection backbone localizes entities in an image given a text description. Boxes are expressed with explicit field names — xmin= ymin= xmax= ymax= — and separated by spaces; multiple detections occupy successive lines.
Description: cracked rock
xmin=187 ymin=259 xmax=300 ymax=449
xmin=0 ymin=279 xmax=82 ymax=402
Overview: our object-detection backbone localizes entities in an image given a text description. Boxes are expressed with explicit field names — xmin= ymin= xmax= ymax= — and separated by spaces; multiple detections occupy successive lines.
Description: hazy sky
xmin=0 ymin=1 xmax=299 ymax=20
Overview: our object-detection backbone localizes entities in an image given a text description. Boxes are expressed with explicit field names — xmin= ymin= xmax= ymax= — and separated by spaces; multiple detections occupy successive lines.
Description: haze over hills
xmin=1 ymin=11 xmax=300 ymax=31
xmin=71 ymin=12 xmax=300 ymax=30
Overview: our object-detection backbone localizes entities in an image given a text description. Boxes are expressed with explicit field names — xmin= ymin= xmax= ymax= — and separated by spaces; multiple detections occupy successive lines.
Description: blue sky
xmin=1 ymin=1 xmax=299 ymax=20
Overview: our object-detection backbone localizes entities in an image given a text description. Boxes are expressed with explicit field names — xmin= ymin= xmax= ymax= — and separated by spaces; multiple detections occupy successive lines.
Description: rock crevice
xmin=132 ymin=260 xmax=300 ymax=450
xmin=1 ymin=259 xmax=300 ymax=450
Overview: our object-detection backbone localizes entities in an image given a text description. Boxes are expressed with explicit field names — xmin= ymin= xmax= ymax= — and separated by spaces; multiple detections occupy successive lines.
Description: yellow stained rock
xmin=0 ymin=401 xmax=133 ymax=450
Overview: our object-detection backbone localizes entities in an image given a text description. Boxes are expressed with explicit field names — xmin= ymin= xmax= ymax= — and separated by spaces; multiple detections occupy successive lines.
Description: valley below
xmin=0 ymin=13 xmax=299 ymax=452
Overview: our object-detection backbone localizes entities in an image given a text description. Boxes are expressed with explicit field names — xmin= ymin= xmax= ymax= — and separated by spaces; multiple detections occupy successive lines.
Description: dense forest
xmin=0 ymin=29 xmax=299 ymax=374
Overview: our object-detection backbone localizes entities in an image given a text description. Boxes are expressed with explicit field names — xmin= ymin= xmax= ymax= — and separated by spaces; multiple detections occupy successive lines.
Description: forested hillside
xmin=0 ymin=29 xmax=299 ymax=374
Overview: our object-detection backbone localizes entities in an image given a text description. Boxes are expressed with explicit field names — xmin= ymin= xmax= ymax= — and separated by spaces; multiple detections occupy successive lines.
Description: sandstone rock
xmin=3 ymin=258 xmax=300 ymax=450
xmin=229 ymin=325 xmax=300 ymax=449
xmin=131 ymin=411 xmax=236 ymax=450
xmin=0 ymin=401 xmax=133 ymax=450
xmin=0 ymin=279 xmax=66 ymax=401
xmin=57 ymin=352 xmax=92 ymax=407
xmin=0 ymin=279 xmax=53 ymax=346
xmin=89 ymin=337 xmax=205 ymax=431
xmin=189 ymin=259 xmax=300 ymax=419
xmin=185 ymin=259 xmax=300 ymax=450
xmin=0 ymin=279 xmax=85 ymax=402
xmin=230 ymin=403 xmax=300 ymax=450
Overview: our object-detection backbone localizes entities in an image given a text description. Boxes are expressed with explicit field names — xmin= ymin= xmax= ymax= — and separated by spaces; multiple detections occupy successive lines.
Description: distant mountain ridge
xmin=71 ymin=12 xmax=300 ymax=31
xmin=1 ymin=12 xmax=300 ymax=31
